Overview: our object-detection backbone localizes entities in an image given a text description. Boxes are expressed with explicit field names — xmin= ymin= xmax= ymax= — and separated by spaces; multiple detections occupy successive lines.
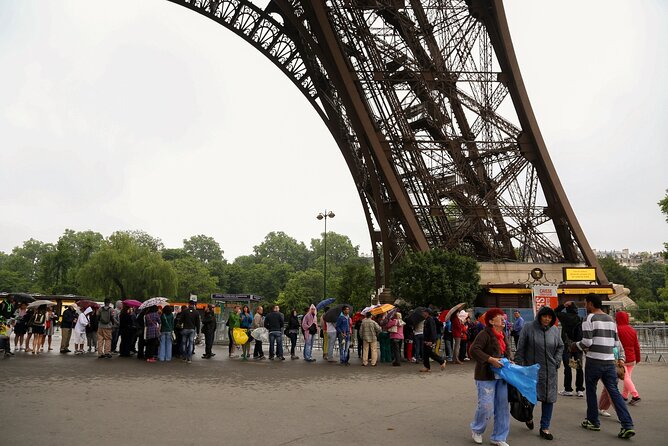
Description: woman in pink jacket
xmin=386 ymin=312 xmax=405 ymax=366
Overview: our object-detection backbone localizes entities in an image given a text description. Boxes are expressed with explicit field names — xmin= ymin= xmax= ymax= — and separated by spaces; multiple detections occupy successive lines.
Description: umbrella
xmin=438 ymin=309 xmax=449 ymax=323
xmin=405 ymin=306 xmax=428 ymax=327
xmin=123 ymin=299 xmax=142 ymax=308
xmin=76 ymin=300 xmax=100 ymax=310
xmin=379 ymin=307 xmax=399 ymax=325
xmin=250 ymin=327 xmax=269 ymax=343
xmin=10 ymin=293 xmax=35 ymax=304
xmin=27 ymin=299 xmax=56 ymax=309
xmin=139 ymin=297 xmax=168 ymax=310
xmin=370 ymin=303 xmax=394 ymax=315
xmin=316 ymin=298 xmax=336 ymax=311
xmin=323 ymin=304 xmax=352 ymax=323
xmin=444 ymin=302 xmax=467 ymax=322
xmin=351 ymin=311 xmax=364 ymax=325
xmin=361 ymin=305 xmax=377 ymax=315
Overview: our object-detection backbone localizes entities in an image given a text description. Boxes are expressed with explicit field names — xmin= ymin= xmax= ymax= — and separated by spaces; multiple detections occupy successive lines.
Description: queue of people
xmin=0 ymin=293 xmax=644 ymax=444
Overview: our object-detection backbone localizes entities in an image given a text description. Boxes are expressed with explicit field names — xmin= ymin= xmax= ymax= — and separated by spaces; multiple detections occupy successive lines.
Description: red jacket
xmin=616 ymin=311 xmax=641 ymax=363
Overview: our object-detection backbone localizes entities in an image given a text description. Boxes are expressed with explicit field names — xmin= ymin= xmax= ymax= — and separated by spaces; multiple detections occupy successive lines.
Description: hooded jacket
xmin=515 ymin=306 xmax=564 ymax=403
xmin=301 ymin=305 xmax=318 ymax=341
xmin=615 ymin=311 xmax=641 ymax=363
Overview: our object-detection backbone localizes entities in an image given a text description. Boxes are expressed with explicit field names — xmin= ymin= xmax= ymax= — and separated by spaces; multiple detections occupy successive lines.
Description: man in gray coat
xmin=515 ymin=306 xmax=564 ymax=440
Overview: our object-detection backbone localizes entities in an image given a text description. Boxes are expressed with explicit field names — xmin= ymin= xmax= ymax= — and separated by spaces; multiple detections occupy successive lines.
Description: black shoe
xmin=526 ymin=420 xmax=534 ymax=430
xmin=105 ymin=354 xmax=112 ymax=358
xmin=279 ymin=356 xmax=286 ymax=360
xmin=539 ymin=429 xmax=553 ymax=440
xmin=269 ymin=356 xmax=274 ymax=360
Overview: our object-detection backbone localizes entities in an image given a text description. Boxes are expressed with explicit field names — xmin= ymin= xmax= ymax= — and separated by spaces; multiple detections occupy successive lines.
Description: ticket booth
xmin=210 ymin=294 xmax=263 ymax=344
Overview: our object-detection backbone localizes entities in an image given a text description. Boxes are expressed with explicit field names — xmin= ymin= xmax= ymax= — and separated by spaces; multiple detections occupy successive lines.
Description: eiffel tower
xmin=168 ymin=0 xmax=607 ymax=288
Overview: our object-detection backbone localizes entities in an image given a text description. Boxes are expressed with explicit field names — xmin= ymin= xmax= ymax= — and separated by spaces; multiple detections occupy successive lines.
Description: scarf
xmin=493 ymin=327 xmax=506 ymax=355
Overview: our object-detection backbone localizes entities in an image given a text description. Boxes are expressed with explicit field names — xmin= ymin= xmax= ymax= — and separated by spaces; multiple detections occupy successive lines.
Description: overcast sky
xmin=1 ymin=0 xmax=666 ymax=260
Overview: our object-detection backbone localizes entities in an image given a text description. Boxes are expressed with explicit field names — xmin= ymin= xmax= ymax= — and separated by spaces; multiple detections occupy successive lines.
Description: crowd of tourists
xmin=0 ymin=293 xmax=642 ymax=443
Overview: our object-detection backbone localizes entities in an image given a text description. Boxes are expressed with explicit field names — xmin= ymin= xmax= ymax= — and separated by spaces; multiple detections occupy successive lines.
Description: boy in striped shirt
xmin=572 ymin=294 xmax=635 ymax=439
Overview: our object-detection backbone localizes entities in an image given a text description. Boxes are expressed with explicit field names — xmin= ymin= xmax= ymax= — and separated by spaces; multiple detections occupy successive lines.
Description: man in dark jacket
xmin=180 ymin=300 xmax=201 ymax=363
xmin=201 ymin=304 xmax=217 ymax=359
xmin=555 ymin=301 xmax=584 ymax=397
xmin=420 ymin=309 xmax=446 ymax=372
xmin=264 ymin=305 xmax=285 ymax=360
xmin=60 ymin=304 xmax=78 ymax=353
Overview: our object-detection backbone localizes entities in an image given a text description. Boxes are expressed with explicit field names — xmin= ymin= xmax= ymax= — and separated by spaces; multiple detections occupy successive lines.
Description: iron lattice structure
xmin=167 ymin=0 xmax=607 ymax=286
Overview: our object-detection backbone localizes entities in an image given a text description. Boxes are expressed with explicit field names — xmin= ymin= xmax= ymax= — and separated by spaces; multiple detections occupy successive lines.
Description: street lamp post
xmin=316 ymin=210 xmax=335 ymax=299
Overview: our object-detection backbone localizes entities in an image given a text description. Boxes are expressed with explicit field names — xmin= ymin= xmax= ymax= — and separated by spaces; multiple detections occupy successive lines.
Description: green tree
xmin=162 ymin=248 xmax=189 ymax=261
xmin=253 ymin=231 xmax=311 ymax=270
xmin=277 ymin=269 xmax=323 ymax=311
xmin=78 ymin=231 xmax=176 ymax=300
xmin=170 ymin=257 xmax=217 ymax=301
xmin=183 ymin=234 xmax=224 ymax=264
xmin=39 ymin=229 xmax=104 ymax=294
xmin=392 ymin=248 xmax=480 ymax=308
xmin=242 ymin=261 xmax=294 ymax=303
xmin=310 ymin=232 xmax=358 ymax=268
xmin=332 ymin=257 xmax=375 ymax=311
xmin=598 ymin=257 xmax=638 ymax=290
xmin=0 ymin=269 xmax=31 ymax=293
xmin=633 ymin=261 xmax=666 ymax=300
xmin=1 ymin=238 xmax=52 ymax=291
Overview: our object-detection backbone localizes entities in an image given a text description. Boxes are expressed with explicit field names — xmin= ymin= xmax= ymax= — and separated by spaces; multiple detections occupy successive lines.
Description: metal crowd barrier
xmin=631 ymin=325 xmax=667 ymax=363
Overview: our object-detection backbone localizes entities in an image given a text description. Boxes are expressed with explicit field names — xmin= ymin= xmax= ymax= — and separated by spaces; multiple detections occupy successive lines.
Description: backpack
xmin=99 ymin=306 xmax=112 ymax=325
xmin=565 ymin=316 xmax=583 ymax=342
xmin=33 ymin=312 xmax=46 ymax=326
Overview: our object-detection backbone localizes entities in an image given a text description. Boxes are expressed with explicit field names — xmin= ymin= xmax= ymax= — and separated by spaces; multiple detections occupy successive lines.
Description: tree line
xmin=0 ymin=228 xmax=484 ymax=312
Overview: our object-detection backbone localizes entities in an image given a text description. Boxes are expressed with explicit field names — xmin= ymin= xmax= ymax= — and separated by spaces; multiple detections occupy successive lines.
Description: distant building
xmin=593 ymin=249 xmax=665 ymax=270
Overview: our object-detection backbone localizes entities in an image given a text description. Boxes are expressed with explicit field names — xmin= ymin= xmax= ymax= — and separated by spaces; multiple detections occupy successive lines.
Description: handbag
xmin=616 ymin=362 xmax=626 ymax=380
xmin=308 ymin=323 xmax=317 ymax=335
xmin=388 ymin=325 xmax=398 ymax=333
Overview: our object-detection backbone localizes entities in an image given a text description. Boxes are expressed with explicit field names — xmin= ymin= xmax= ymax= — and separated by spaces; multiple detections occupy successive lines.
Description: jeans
xmin=158 ymin=332 xmax=172 ymax=361
xmin=338 ymin=336 xmax=350 ymax=364
xmin=540 ymin=402 xmax=554 ymax=430
xmin=413 ymin=334 xmax=423 ymax=359
xmin=444 ymin=337 xmax=453 ymax=361
xmin=585 ymin=360 xmax=634 ymax=429
xmin=181 ymin=328 xmax=196 ymax=360
xmin=563 ymin=349 xmax=584 ymax=391
xmin=304 ymin=334 xmax=315 ymax=360
xmin=471 ymin=379 xmax=510 ymax=442
xmin=327 ymin=331 xmax=337 ymax=359
xmin=269 ymin=331 xmax=283 ymax=358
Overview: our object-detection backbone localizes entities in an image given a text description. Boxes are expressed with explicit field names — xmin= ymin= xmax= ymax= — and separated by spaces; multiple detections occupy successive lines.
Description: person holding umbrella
xmin=385 ymin=312 xmax=405 ymax=366
xmin=420 ymin=308 xmax=446 ymax=372
xmin=514 ymin=306 xmax=564 ymax=440
xmin=335 ymin=305 xmax=352 ymax=366
xmin=469 ymin=308 xmax=512 ymax=446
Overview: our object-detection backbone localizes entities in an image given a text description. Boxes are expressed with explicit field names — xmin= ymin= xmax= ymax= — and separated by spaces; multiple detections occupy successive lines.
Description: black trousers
xmin=563 ymin=349 xmax=585 ymax=391
xmin=423 ymin=343 xmax=444 ymax=369
xmin=204 ymin=331 xmax=215 ymax=356
xmin=145 ymin=337 xmax=159 ymax=359
xmin=228 ymin=327 xmax=235 ymax=355
xmin=391 ymin=339 xmax=402 ymax=365
xmin=253 ymin=340 xmax=264 ymax=357
xmin=288 ymin=332 xmax=297 ymax=356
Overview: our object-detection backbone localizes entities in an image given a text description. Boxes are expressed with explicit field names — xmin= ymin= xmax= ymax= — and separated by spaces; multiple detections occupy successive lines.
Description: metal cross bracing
xmin=166 ymin=0 xmax=607 ymax=286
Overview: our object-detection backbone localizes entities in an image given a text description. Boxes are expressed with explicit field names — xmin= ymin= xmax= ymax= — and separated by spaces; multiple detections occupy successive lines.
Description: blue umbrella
xmin=316 ymin=298 xmax=335 ymax=311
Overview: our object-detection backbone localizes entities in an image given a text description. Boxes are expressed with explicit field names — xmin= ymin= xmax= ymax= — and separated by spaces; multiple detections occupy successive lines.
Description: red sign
xmin=531 ymin=285 xmax=558 ymax=317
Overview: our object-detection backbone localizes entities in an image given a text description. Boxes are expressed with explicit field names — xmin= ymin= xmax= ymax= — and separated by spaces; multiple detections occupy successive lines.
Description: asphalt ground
xmin=1 ymin=344 xmax=665 ymax=446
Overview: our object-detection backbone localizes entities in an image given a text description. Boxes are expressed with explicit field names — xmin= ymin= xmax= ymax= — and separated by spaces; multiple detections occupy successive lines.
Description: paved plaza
xmin=2 ymin=343 xmax=666 ymax=446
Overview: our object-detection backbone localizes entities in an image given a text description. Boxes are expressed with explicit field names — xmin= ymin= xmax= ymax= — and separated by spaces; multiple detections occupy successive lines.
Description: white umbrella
xmin=138 ymin=297 xmax=168 ymax=310
xmin=27 ymin=300 xmax=56 ymax=309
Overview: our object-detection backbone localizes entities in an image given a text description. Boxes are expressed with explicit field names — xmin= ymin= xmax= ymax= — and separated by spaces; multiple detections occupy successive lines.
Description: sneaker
xmin=472 ymin=431 xmax=482 ymax=444
xmin=599 ymin=410 xmax=612 ymax=417
xmin=490 ymin=441 xmax=509 ymax=446
xmin=186 ymin=359 xmax=192 ymax=364
xmin=581 ymin=420 xmax=600 ymax=431
xmin=577 ymin=391 xmax=584 ymax=398
xmin=559 ymin=390 xmax=574 ymax=396
xmin=618 ymin=428 xmax=635 ymax=439
xmin=629 ymin=397 xmax=641 ymax=406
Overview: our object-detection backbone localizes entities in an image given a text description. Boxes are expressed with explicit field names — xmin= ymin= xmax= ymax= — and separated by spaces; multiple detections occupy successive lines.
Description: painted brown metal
xmin=166 ymin=0 xmax=607 ymax=285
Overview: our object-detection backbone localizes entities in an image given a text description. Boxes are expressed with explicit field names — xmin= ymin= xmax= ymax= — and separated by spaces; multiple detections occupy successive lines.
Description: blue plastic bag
xmin=493 ymin=358 xmax=540 ymax=405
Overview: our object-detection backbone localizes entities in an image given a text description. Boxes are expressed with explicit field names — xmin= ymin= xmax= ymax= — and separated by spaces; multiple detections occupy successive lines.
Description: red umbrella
xmin=123 ymin=299 xmax=142 ymax=308
xmin=75 ymin=300 xmax=99 ymax=310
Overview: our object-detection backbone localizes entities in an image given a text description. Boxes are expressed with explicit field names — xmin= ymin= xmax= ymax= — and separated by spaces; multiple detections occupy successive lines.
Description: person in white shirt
xmin=73 ymin=307 xmax=92 ymax=355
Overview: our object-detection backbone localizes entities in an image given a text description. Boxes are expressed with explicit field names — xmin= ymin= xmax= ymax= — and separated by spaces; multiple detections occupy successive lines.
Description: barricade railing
xmin=652 ymin=327 xmax=668 ymax=363
xmin=634 ymin=327 xmax=655 ymax=362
